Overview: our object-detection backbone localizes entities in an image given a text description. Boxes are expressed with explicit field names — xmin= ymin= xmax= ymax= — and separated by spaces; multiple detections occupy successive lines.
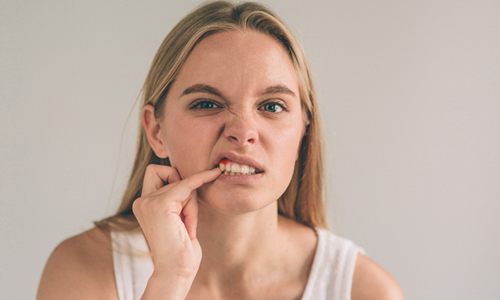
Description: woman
xmin=37 ymin=1 xmax=403 ymax=299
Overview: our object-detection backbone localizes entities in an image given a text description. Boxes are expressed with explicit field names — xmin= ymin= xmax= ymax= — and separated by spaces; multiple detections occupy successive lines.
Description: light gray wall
xmin=1 ymin=0 xmax=499 ymax=299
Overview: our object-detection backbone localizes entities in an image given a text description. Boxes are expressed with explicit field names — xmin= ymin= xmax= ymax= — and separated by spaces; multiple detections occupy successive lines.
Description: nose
xmin=223 ymin=110 xmax=258 ymax=146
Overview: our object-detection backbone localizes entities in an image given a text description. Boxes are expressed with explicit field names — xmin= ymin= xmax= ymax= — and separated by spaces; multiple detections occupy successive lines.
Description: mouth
xmin=217 ymin=158 xmax=265 ymax=176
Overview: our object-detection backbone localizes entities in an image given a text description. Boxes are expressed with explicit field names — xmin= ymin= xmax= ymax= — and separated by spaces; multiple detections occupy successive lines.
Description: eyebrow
xmin=179 ymin=83 xmax=296 ymax=98
xmin=180 ymin=84 xmax=223 ymax=98
xmin=262 ymin=85 xmax=296 ymax=97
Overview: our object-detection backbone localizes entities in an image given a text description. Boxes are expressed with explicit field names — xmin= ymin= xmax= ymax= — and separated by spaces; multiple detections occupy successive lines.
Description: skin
xmin=37 ymin=29 xmax=404 ymax=300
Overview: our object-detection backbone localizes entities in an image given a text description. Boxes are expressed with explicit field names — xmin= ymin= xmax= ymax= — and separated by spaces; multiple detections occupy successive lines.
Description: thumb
xmin=181 ymin=191 xmax=199 ymax=240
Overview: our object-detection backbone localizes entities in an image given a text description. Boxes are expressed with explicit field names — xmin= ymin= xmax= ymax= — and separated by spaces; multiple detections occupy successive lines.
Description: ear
xmin=142 ymin=104 xmax=169 ymax=158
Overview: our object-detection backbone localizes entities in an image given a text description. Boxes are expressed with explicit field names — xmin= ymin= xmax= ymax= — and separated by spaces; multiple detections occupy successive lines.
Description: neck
xmin=194 ymin=201 xmax=285 ymax=288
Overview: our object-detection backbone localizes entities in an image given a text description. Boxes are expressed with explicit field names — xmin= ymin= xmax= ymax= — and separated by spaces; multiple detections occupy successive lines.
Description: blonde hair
xmin=95 ymin=0 xmax=327 ymax=232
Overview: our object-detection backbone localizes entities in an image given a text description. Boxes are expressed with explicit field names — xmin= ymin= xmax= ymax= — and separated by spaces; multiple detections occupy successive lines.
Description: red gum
xmin=220 ymin=158 xmax=231 ymax=165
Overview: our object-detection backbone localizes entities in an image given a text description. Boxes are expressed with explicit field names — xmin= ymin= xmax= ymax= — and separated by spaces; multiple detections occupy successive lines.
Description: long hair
xmin=94 ymin=1 xmax=327 ymax=232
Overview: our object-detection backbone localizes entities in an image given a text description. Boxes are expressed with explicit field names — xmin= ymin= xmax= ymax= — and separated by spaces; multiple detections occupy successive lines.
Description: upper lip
xmin=212 ymin=152 xmax=265 ymax=173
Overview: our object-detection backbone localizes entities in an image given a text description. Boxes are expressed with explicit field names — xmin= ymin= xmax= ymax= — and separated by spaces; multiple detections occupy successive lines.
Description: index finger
xmin=169 ymin=168 xmax=221 ymax=202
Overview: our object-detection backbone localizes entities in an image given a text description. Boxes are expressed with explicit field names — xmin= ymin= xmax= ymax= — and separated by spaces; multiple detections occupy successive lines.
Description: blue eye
xmin=260 ymin=102 xmax=285 ymax=113
xmin=190 ymin=100 xmax=222 ymax=110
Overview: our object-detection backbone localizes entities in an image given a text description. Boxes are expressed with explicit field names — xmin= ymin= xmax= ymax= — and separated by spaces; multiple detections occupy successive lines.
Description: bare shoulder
xmin=352 ymin=253 xmax=404 ymax=300
xmin=278 ymin=216 xmax=318 ymax=256
xmin=36 ymin=227 xmax=118 ymax=300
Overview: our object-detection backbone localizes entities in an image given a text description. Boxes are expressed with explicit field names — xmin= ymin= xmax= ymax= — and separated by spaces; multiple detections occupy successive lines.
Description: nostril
xmin=223 ymin=119 xmax=258 ymax=144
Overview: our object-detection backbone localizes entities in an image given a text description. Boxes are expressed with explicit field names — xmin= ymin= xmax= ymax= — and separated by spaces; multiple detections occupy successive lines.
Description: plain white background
xmin=1 ymin=0 xmax=499 ymax=299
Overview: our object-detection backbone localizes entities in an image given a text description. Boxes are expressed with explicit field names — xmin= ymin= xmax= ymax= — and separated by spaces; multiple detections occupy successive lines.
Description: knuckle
xmin=145 ymin=164 xmax=157 ymax=173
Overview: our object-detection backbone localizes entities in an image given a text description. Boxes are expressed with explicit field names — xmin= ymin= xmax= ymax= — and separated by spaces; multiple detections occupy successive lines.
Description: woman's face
xmin=158 ymin=30 xmax=305 ymax=215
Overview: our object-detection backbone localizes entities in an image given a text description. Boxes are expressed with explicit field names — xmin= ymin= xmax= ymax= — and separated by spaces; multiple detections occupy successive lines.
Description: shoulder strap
xmin=301 ymin=228 xmax=365 ymax=300
xmin=110 ymin=230 xmax=153 ymax=300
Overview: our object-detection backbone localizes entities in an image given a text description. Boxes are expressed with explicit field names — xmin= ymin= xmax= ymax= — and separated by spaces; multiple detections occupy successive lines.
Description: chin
xmin=197 ymin=184 xmax=275 ymax=215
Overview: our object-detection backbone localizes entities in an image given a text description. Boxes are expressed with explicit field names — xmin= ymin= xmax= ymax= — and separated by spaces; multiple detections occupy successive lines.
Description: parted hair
xmin=94 ymin=0 xmax=327 ymax=232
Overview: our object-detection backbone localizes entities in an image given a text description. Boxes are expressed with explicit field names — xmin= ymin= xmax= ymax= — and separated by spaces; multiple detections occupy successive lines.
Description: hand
xmin=132 ymin=164 xmax=221 ymax=280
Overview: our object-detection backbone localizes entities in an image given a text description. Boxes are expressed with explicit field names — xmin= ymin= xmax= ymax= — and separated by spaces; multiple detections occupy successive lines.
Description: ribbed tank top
xmin=110 ymin=228 xmax=365 ymax=300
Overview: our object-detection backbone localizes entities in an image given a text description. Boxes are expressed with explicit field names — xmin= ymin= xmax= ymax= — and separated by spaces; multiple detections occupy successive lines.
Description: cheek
xmin=256 ymin=122 xmax=303 ymax=202
xmin=163 ymin=116 xmax=216 ymax=176
xmin=272 ymin=117 xmax=304 ymax=154
xmin=266 ymin=122 xmax=304 ymax=175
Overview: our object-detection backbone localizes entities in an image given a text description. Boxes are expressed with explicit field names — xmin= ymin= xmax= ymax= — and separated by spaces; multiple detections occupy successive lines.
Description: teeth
xmin=231 ymin=163 xmax=240 ymax=173
xmin=219 ymin=160 xmax=257 ymax=175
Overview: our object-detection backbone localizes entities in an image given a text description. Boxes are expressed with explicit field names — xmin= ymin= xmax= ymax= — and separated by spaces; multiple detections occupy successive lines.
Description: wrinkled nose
xmin=223 ymin=111 xmax=258 ymax=146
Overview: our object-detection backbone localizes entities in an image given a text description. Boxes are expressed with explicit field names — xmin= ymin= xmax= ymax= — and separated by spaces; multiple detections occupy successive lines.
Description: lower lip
xmin=216 ymin=172 xmax=264 ymax=184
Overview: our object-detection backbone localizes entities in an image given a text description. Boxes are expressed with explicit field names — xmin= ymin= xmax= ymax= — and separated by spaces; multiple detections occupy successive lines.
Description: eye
xmin=190 ymin=99 xmax=223 ymax=110
xmin=259 ymin=101 xmax=286 ymax=113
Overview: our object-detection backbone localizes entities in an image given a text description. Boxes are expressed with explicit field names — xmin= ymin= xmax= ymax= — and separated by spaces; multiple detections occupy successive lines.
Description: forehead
xmin=171 ymin=30 xmax=299 ymax=97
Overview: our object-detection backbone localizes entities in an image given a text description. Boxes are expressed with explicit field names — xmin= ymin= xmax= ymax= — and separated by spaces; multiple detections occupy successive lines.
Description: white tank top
xmin=110 ymin=227 xmax=365 ymax=300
